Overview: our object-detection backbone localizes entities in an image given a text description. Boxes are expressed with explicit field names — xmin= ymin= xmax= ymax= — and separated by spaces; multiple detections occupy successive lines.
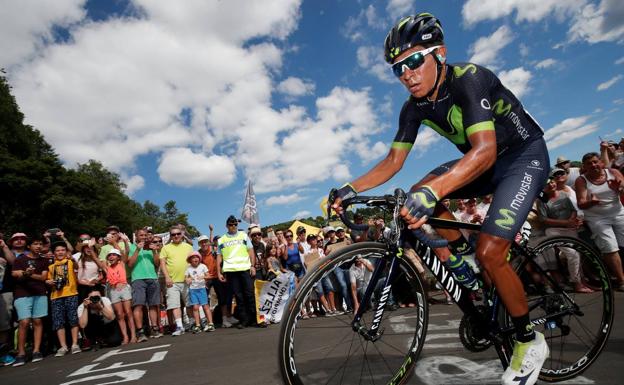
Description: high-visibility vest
xmin=218 ymin=231 xmax=251 ymax=272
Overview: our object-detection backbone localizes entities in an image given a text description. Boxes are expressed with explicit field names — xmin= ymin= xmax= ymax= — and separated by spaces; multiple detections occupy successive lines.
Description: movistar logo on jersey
xmin=422 ymin=104 xmax=467 ymax=146
xmin=493 ymin=99 xmax=511 ymax=116
xmin=495 ymin=209 xmax=516 ymax=231
xmin=453 ymin=64 xmax=477 ymax=78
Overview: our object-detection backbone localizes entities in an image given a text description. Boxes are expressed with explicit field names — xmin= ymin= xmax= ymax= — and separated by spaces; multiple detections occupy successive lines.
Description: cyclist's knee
xmin=475 ymin=234 xmax=511 ymax=273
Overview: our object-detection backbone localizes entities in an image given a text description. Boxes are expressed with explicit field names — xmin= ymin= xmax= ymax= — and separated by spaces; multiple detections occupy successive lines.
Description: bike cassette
xmin=459 ymin=306 xmax=493 ymax=352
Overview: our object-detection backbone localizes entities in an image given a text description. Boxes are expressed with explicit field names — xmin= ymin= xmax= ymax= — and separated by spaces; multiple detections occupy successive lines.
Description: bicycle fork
xmin=351 ymin=249 xmax=399 ymax=342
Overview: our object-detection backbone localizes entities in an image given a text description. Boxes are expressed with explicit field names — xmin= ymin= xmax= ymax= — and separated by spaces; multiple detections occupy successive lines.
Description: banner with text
xmin=255 ymin=272 xmax=296 ymax=324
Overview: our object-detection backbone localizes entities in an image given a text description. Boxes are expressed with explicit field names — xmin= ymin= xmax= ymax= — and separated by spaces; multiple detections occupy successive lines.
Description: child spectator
xmin=45 ymin=243 xmax=81 ymax=356
xmin=266 ymin=243 xmax=287 ymax=281
xmin=103 ymin=248 xmax=136 ymax=344
xmin=76 ymin=241 xmax=106 ymax=301
xmin=11 ymin=236 xmax=49 ymax=366
xmin=185 ymin=252 xmax=214 ymax=333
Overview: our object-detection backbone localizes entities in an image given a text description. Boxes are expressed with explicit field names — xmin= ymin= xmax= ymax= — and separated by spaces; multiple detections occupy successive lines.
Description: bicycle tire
xmin=499 ymin=236 xmax=614 ymax=382
xmin=278 ymin=242 xmax=429 ymax=385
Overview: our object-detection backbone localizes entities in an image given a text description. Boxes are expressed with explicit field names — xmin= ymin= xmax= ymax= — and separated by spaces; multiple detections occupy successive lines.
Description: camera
xmin=89 ymin=295 xmax=101 ymax=303
xmin=27 ymin=260 xmax=36 ymax=269
xmin=54 ymin=277 xmax=66 ymax=291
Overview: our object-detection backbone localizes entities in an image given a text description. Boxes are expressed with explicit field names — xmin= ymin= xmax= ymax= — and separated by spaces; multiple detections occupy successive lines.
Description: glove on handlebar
xmin=405 ymin=185 xmax=439 ymax=221
xmin=333 ymin=183 xmax=358 ymax=203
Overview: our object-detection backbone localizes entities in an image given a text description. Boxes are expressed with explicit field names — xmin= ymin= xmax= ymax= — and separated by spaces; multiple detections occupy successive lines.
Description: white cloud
xmin=157 ymin=148 xmax=236 ymax=188
xmin=265 ymin=193 xmax=304 ymax=206
xmin=535 ymin=58 xmax=558 ymax=69
xmin=543 ymin=115 xmax=599 ymax=149
xmin=293 ymin=210 xmax=311 ymax=219
xmin=614 ymin=98 xmax=624 ymax=105
xmin=0 ymin=0 xmax=86 ymax=68
xmin=356 ymin=46 xmax=393 ymax=83
xmin=461 ymin=0 xmax=623 ymax=45
xmin=123 ymin=175 xmax=145 ymax=196
xmin=386 ymin=0 xmax=417 ymax=21
xmin=277 ymin=77 xmax=315 ymax=98
xmin=4 ymin=2 xmax=391 ymax=195
xmin=468 ymin=25 xmax=514 ymax=69
xmin=342 ymin=5 xmax=384 ymax=42
xmin=616 ymin=57 xmax=624 ymax=65
xmin=412 ymin=127 xmax=443 ymax=156
xmin=498 ymin=67 xmax=532 ymax=98
xmin=568 ymin=0 xmax=624 ymax=44
xmin=462 ymin=0 xmax=584 ymax=26
xmin=596 ymin=75 xmax=623 ymax=91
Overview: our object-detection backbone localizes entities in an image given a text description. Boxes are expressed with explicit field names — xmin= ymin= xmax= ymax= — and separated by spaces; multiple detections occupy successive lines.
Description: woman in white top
xmin=77 ymin=242 xmax=107 ymax=300
xmin=575 ymin=152 xmax=624 ymax=291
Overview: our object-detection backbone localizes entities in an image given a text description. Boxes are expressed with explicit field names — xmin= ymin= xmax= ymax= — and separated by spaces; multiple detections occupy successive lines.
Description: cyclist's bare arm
xmin=332 ymin=147 xmax=409 ymax=214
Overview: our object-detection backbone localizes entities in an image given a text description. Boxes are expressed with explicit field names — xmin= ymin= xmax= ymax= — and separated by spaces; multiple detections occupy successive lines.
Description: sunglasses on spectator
xmin=152 ymin=240 xmax=162 ymax=243
xmin=553 ymin=171 xmax=566 ymax=177
xmin=170 ymin=232 xmax=183 ymax=236
xmin=252 ymin=233 xmax=261 ymax=237
xmin=392 ymin=45 xmax=441 ymax=77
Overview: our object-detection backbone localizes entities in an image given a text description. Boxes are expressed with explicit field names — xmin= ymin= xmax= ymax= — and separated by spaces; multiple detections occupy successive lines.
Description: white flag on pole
xmin=241 ymin=180 xmax=260 ymax=225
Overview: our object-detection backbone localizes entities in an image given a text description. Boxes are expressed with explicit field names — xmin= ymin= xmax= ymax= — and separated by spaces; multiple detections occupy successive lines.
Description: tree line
xmin=0 ymin=70 xmax=198 ymax=240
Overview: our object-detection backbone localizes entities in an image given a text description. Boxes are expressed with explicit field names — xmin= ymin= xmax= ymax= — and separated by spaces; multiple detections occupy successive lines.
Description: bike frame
xmin=349 ymin=216 xmax=514 ymax=366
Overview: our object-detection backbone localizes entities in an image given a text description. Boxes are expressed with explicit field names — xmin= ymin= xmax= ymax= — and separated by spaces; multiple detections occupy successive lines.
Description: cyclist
xmin=331 ymin=13 xmax=549 ymax=385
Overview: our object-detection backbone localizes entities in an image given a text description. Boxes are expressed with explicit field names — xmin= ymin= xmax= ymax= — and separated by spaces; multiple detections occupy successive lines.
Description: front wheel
xmin=278 ymin=242 xmax=429 ymax=385
xmin=501 ymin=236 xmax=614 ymax=382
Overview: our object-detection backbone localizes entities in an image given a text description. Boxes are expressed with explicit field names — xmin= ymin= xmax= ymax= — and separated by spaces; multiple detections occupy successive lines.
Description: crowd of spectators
xmin=2 ymin=140 xmax=623 ymax=368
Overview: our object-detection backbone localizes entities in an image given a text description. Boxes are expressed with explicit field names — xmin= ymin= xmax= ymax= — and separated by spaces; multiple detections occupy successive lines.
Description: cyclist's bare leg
xmin=475 ymin=233 xmax=528 ymax=317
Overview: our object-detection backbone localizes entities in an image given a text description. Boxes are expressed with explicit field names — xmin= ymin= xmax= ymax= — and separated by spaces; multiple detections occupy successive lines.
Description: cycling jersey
xmin=391 ymin=62 xmax=550 ymax=240
xmin=392 ymin=63 xmax=543 ymax=156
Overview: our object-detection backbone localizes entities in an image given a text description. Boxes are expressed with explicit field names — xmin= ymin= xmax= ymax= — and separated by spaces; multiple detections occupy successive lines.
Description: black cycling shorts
xmin=429 ymin=138 xmax=549 ymax=241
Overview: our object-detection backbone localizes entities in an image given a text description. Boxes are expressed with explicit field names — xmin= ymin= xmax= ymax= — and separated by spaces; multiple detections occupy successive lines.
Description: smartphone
xmin=268 ymin=229 xmax=276 ymax=239
xmin=47 ymin=228 xmax=60 ymax=235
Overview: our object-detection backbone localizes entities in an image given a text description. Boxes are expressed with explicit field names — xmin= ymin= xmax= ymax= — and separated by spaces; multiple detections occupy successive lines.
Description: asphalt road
xmin=2 ymin=292 xmax=623 ymax=385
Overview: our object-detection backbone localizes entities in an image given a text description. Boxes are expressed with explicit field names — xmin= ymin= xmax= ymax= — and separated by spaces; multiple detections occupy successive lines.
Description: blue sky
xmin=1 ymin=0 xmax=623 ymax=235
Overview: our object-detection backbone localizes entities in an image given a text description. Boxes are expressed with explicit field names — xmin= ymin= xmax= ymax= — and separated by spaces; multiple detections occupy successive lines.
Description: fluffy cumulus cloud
xmin=123 ymin=174 xmax=145 ymax=196
xmin=468 ymin=25 xmax=514 ymax=69
xmin=568 ymin=0 xmax=624 ymax=44
xmin=462 ymin=0 xmax=584 ymax=26
xmin=277 ymin=77 xmax=315 ymax=98
xmin=462 ymin=0 xmax=624 ymax=45
xmin=342 ymin=4 xmax=384 ymax=42
xmin=616 ymin=57 xmax=624 ymax=65
xmin=498 ymin=67 xmax=532 ymax=98
xmin=4 ymin=1 xmax=389 ymax=195
xmin=292 ymin=210 xmax=311 ymax=219
xmin=543 ymin=115 xmax=599 ymax=149
xmin=535 ymin=58 xmax=558 ymax=69
xmin=0 ymin=0 xmax=86 ymax=67
xmin=596 ymin=74 xmax=623 ymax=91
xmin=157 ymin=148 xmax=236 ymax=188
xmin=386 ymin=0 xmax=417 ymax=21
xmin=265 ymin=193 xmax=304 ymax=206
xmin=356 ymin=46 xmax=393 ymax=83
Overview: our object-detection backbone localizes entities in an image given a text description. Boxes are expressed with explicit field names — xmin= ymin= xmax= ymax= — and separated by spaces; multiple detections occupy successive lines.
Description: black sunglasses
xmin=170 ymin=232 xmax=182 ymax=236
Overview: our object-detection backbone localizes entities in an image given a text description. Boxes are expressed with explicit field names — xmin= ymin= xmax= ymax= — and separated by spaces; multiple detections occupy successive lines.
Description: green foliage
xmin=0 ymin=71 xmax=197 ymax=242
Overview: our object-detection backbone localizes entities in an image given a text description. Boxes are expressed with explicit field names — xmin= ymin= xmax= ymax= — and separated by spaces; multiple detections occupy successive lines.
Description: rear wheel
xmin=500 ymin=236 xmax=614 ymax=382
xmin=278 ymin=242 xmax=429 ymax=385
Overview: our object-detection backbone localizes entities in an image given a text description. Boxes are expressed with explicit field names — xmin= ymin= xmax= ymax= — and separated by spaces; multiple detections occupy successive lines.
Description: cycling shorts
xmin=429 ymin=138 xmax=549 ymax=241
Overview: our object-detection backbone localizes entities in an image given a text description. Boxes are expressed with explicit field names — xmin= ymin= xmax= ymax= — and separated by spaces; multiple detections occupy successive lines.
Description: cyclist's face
xmin=394 ymin=45 xmax=445 ymax=98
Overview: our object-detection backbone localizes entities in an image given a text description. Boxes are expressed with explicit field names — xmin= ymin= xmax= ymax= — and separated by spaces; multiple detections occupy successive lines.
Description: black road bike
xmin=278 ymin=189 xmax=614 ymax=384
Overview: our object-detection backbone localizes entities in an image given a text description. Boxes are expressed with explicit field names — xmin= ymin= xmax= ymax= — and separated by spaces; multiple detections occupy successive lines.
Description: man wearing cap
xmin=98 ymin=226 xmax=128 ymax=262
xmin=159 ymin=225 xmax=194 ymax=336
xmin=249 ymin=227 xmax=267 ymax=280
xmin=459 ymin=198 xmax=484 ymax=224
xmin=217 ymin=216 xmax=259 ymax=328
xmin=127 ymin=227 xmax=161 ymax=341
xmin=555 ymin=156 xmax=580 ymax=188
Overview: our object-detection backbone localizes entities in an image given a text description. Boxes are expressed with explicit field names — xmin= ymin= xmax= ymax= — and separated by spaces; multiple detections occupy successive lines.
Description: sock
xmin=448 ymin=237 xmax=474 ymax=256
xmin=175 ymin=318 xmax=183 ymax=329
xmin=512 ymin=313 xmax=535 ymax=343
